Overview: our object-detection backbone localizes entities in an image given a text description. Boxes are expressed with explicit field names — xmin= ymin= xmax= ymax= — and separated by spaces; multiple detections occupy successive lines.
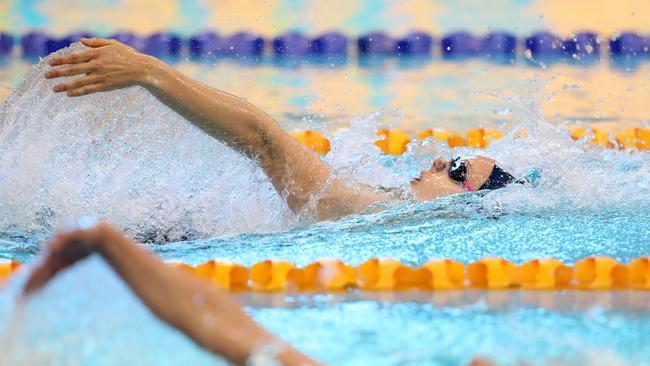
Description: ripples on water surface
xmin=0 ymin=44 xmax=649 ymax=365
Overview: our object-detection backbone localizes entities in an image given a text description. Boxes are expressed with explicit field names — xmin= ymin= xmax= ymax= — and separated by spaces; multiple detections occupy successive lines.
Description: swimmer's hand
xmin=44 ymin=38 xmax=161 ymax=97
xmin=23 ymin=222 xmax=117 ymax=295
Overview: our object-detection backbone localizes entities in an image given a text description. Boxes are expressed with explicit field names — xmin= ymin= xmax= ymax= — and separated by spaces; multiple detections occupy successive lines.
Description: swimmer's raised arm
xmin=45 ymin=38 xmax=390 ymax=220
xmin=23 ymin=222 xmax=319 ymax=366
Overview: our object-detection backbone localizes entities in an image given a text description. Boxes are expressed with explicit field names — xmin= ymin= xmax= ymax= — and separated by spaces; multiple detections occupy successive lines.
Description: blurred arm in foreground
xmin=23 ymin=222 xmax=319 ymax=366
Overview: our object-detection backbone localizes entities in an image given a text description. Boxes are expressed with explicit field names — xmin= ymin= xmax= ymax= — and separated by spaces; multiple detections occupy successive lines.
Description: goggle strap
xmin=463 ymin=181 xmax=476 ymax=192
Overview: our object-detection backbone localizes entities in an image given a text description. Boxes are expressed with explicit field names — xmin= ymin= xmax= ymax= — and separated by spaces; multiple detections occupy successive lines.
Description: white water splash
xmin=0 ymin=44 xmax=296 ymax=241
xmin=468 ymin=92 xmax=650 ymax=215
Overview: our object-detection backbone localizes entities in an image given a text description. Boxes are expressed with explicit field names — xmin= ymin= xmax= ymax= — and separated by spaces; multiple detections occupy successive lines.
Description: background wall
xmin=1 ymin=1 xmax=649 ymax=133
xmin=1 ymin=0 xmax=649 ymax=37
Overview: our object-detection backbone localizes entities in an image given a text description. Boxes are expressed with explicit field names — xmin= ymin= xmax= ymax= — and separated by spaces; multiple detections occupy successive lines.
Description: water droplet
xmin=524 ymin=49 xmax=532 ymax=59
xmin=563 ymin=84 xmax=581 ymax=92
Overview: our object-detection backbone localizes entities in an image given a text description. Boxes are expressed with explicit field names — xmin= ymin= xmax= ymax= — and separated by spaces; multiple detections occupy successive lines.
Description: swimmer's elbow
xmin=215 ymin=114 xmax=271 ymax=160
xmin=251 ymin=116 xmax=288 ymax=163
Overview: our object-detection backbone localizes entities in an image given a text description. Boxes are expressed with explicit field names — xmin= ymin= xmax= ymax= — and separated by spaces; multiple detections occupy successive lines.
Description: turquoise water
xmin=1 ymin=44 xmax=650 ymax=365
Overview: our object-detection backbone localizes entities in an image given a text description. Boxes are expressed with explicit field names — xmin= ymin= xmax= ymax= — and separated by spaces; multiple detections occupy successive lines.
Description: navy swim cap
xmin=478 ymin=165 xmax=516 ymax=191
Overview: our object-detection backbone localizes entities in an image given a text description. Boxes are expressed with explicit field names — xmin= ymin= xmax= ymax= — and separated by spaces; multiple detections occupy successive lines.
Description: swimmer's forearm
xmin=97 ymin=233 xmax=317 ymax=365
xmin=140 ymin=58 xmax=280 ymax=159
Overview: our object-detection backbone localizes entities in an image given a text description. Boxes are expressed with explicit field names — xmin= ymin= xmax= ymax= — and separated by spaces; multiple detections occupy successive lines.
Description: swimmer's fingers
xmin=67 ymin=83 xmax=112 ymax=97
xmin=48 ymin=50 xmax=97 ymax=67
xmin=45 ymin=63 xmax=96 ymax=80
xmin=22 ymin=256 xmax=59 ymax=295
xmin=22 ymin=249 xmax=74 ymax=295
xmin=48 ymin=38 xmax=117 ymax=67
xmin=80 ymin=38 xmax=115 ymax=48
xmin=23 ymin=229 xmax=102 ymax=295
xmin=52 ymin=74 xmax=104 ymax=93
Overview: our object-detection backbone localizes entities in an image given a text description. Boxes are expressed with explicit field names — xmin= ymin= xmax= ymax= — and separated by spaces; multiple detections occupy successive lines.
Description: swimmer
xmin=22 ymin=221 xmax=320 ymax=366
xmin=44 ymin=38 xmax=518 ymax=221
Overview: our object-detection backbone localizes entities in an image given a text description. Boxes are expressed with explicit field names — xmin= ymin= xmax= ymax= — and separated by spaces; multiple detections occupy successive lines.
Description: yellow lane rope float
xmin=3 ymin=256 xmax=650 ymax=291
xmin=288 ymin=130 xmax=332 ymax=155
xmin=289 ymin=127 xmax=650 ymax=155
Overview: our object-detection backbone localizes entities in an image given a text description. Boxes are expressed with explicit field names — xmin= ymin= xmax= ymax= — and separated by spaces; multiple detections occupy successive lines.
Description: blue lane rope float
xmin=524 ymin=31 xmax=565 ymax=58
xmin=524 ymin=31 xmax=602 ymax=61
xmin=564 ymin=32 xmax=600 ymax=59
xmin=311 ymin=31 xmax=348 ymax=57
xmin=6 ymin=30 xmax=650 ymax=66
xmin=272 ymin=32 xmax=312 ymax=56
xmin=0 ymin=32 xmax=14 ymax=55
xmin=396 ymin=31 xmax=433 ymax=56
xmin=189 ymin=31 xmax=227 ymax=57
xmin=189 ymin=31 xmax=349 ymax=59
xmin=440 ymin=32 xmax=517 ymax=59
xmin=20 ymin=31 xmax=51 ymax=57
xmin=46 ymin=31 xmax=95 ymax=55
xmin=610 ymin=32 xmax=650 ymax=57
xmin=143 ymin=32 xmax=182 ymax=56
xmin=482 ymin=32 xmax=517 ymax=59
xmin=227 ymin=31 xmax=265 ymax=58
xmin=108 ymin=31 xmax=146 ymax=51
xmin=441 ymin=31 xmax=481 ymax=57
xmin=187 ymin=31 xmax=266 ymax=59
xmin=357 ymin=32 xmax=396 ymax=56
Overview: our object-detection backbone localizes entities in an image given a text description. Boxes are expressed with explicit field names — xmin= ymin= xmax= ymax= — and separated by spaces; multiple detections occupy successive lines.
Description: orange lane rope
xmin=3 ymin=256 xmax=650 ymax=291
xmin=289 ymin=126 xmax=650 ymax=155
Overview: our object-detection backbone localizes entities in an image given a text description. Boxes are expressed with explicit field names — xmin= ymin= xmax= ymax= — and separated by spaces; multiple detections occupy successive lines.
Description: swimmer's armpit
xmin=23 ymin=222 xmax=320 ymax=366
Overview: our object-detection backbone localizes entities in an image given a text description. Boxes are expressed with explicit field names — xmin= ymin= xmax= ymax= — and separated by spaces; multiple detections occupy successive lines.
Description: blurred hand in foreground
xmin=23 ymin=222 xmax=115 ymax=295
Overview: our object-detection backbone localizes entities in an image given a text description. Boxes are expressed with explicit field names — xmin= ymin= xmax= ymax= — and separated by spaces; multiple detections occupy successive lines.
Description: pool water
xmin=0 ymin=44 xmax=649 ymax=365
xmin=3 ymin=263 xmax=650 ymax=365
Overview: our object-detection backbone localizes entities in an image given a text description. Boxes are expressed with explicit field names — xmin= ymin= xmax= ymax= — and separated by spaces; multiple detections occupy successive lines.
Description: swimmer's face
xmin=410 ymin=156 xmax=495 ymax=201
